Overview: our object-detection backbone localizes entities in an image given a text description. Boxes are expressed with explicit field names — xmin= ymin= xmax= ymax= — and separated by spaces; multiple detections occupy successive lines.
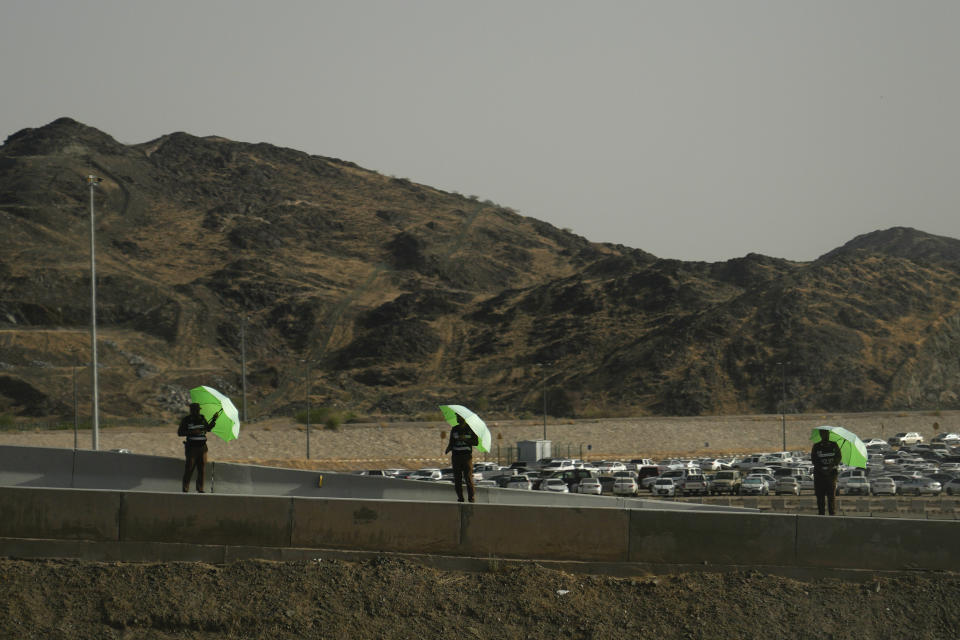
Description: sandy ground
xmin=1 ymin=410 xmax=954 ymax=471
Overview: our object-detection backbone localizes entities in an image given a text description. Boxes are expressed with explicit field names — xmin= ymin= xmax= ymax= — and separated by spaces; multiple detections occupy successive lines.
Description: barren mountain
xmin=3 ymin=118 xmax=960 ymax=422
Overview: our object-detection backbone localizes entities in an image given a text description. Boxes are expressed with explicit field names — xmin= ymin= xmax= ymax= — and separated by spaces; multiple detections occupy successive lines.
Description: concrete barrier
xmin=1 ymin=485 xmax=960 ymax=573
xmin=459 ymin=503 xmax=631 ymax=562
xmin=210 ymin=461 xmax=324 ymax=496
xmin=292 ymin=498 xmax=460 ymax=554
xmin=796 ymin=514 xmax=960 ymax=571
xmin=120 ymin=492 xmax=293 ymax=547
xmin=628 ymin=510 xmax=798 ymax=567
xmin=74 ymin=450 xmax=183 ymax=492
xmin=0 ymin=486 xmax=121 ymax=541
xmin=0 ymin=445 xmax=75 ymax=488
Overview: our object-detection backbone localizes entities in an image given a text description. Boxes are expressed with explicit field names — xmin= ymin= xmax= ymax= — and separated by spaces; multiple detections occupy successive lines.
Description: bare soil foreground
xmin=1 ymin=557 xmax=958 ymax=640
xmin=2 ymin=411 xmax=960 ymax=639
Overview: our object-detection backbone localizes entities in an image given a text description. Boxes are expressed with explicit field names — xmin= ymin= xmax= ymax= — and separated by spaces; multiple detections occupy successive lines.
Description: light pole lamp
xmin=86 ymin=175 xmax=102 ymax=450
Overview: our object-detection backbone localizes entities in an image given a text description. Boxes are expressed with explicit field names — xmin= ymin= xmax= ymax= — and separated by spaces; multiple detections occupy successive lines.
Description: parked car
xmin=774 ymin=476 xmax=800 ymax=496
xmin=539 ymin=478 xmax=570 ymax=493
xmin=650 ymin=478 xmax=678 ymax=497
xmin=613 ymin=477 xmax=639 ymax=496
xmin=710 ymin=470 xmax=742 ymax=495
xmin=475 ymin=479 xmax=497 ymax=488
xmin=408 ymin=468 xmax=442 ymax=481
xmin=636 ymin=465 xmax=660 ymax=483
xmin=682 ymin=473 xmax=709 ymax=496
xmin=862 ymin=438 xmax=887 ymax=447
xmin=551 ymin=469 xmax=597 ymax=491
xmin=888 ymin=432 xmax=924 ymax=446
xmin=505 ymin=475 xmax=533 ymax=490
xmin=740 ymin=476 xmax=769 ymax=496
xmin=839 ymin=476 xmax=871 ymax=496
xmin=900 ymin=477 xmax=942 ymax=496
xmin=932 ymin=432 xmax=960 ymax=444
xmin=799 ymin=475 xmax=815 ymax=493
xmin=577 ymin=478 xmax=603 ymax=495
xmin=598 ymin=476 xmax=617 ymax=494
xmin=869 ymin=477 xmax=897 ymax=496
xmin=699 ymin=459 xmax=722 ymax=472
xmin=596 ymin=461 xmax=627 ymax=474
xmin=942 ymin=478 xmax=960 ymax=495
xmin=749 ymin=473 xmax=777 ymax=491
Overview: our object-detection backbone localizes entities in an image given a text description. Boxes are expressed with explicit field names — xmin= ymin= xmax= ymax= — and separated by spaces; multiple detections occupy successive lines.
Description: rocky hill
xmin=3 ymin=118 xmax=960 ymax=422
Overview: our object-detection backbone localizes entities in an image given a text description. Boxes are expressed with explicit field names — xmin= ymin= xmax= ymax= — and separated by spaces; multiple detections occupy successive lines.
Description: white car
xmin=408 ymin=468 xmax=442 ymax=481
xmin=596 ymin=461 xmax=626 ymax=474
xmin=505 ymin=475 xmax=532 ymax=490
xmin=699 ymin=459 xmax=722 ymax=472
xmin=869 ymin=477 xmax=897 ymax=496
xmin=932 ymin=432 xmax=960 ymax=444
xmin=900 ymin=477 xmax=942 ymax=496
xmin=577 ymin=478 xmax=603 ymax=495
xmin=942 ymin=478 xmax=960 ymax=496
xmin=612 ymin=477 xmax=639 ymax=496
xmin=740 ymin=476 xmax=769 ymax=496
xmin=839 ymin=476 xmax=871 ymax=495
xmin=888 ymin=432 xmax=923 ymax=446
xmin=649 ymin=478 xmax=677 ymax=497
xmin=539 ymin=478 xmax=570 ymax=493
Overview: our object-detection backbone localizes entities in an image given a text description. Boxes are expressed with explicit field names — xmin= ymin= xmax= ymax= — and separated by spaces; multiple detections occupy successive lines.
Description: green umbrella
xmin=809 ymin=425 xmax=867 ymax=469
xmin=439 ymin=404 xmax=491 ymax=453
xmin=189 ymin=386 xmax=240 ymax=442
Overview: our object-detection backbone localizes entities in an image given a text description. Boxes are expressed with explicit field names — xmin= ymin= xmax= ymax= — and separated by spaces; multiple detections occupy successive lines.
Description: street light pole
xmin=303 ymin=359 xmax=311 ymax=460
xmin=540 ymin=364 xmax=547 ymax=440
xmin=87 ymin=175 xmax=102 ymax=451
xmin=240 ymin=316 xmax=248 ymax=422
xmin=72 ymin=359 xmax=79 ymax=451
xmin=778 ymin=361 xmax=788 ymax=451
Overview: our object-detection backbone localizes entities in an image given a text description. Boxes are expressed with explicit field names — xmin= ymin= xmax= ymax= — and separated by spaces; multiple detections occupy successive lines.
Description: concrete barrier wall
xmin=121 ymin=492 xmax=293 ymax=547
xmin=3 ymin=485 xmax=958 ymax=572
xmin=292 ymin=498 xmax=460 ymax=554
xmin=628 ymin=510 xmax=798 ymax=567
xmin=0 ymin=487 xmax=121 ymax=541
xmin=0 ymin=445 xmax=75 ymax=488
xmin=795 ymin=515 xmax=960 ymax=571
xmin=74 ymin=450 xmax=183 ymax=492
xmin=458 ymin=503 xmax=630 ymax=562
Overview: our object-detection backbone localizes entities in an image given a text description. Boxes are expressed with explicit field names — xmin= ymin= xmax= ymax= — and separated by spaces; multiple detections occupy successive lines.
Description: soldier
xmin=177 ymin=403 xmax=219 ymax=493
xmin=811 ymin=428 xmax=843 ymax=515
xmin=445 ymin=415 xmax=479 ymax=503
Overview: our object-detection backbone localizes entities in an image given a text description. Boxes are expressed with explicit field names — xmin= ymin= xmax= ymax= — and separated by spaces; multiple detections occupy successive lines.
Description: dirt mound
xmin=1 ymin=556 xmax=957 ymax=639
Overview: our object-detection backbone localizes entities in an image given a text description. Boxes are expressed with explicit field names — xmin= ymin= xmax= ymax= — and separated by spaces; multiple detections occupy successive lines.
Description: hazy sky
xmin=2 ymin=1 xmax=959 ymax=262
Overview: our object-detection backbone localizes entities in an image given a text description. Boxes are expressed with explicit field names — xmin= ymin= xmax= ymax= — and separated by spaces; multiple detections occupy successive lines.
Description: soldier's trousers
xmin=814 ymin=472 xmax=838 ymax=515
xmin=452 ymin=454 xmax=474 ymax=502
xmin=183 ymin=442 xmax=208 ymax=492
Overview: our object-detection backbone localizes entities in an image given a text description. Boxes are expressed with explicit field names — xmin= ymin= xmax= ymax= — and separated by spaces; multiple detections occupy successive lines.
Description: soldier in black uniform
xmin=811 ymin=428 xmax=843 ymax=515
xmin=445 ymin=416 xmax=479 ymax=503
xmin=178 ymin=403 xmax=219 ymax=493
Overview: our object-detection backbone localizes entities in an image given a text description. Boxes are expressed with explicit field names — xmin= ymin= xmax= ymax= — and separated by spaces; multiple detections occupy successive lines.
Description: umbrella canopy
xmin=189 ymin=386 xmax=240 ymax=442
xmin=809 ymin=425 xmax=867 ymax=469
xmin=439 ymin=404 xmax=491 ymax=452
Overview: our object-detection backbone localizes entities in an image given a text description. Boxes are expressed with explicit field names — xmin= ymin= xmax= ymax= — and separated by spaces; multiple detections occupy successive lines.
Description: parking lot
xmin=372 ymin=431 xmax=960 ymax=519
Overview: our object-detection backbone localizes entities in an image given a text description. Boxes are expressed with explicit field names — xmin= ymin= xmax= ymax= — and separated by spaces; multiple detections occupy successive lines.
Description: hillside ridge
xmin=2 ymin=119 xmax=960 ymax=421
